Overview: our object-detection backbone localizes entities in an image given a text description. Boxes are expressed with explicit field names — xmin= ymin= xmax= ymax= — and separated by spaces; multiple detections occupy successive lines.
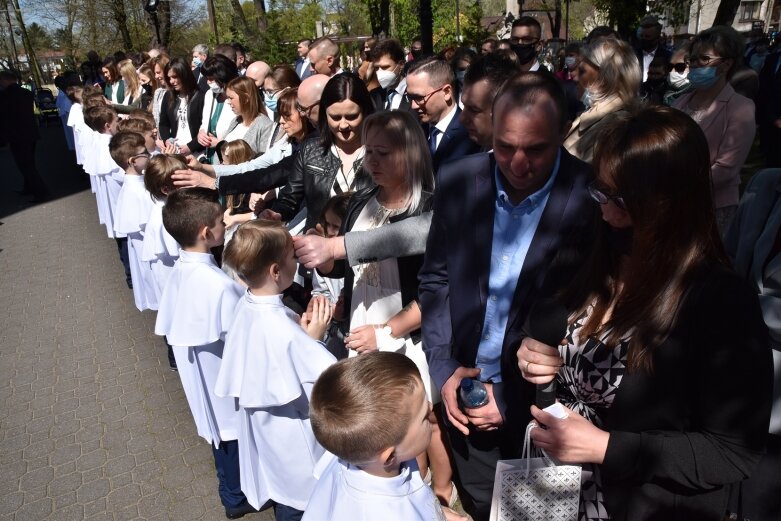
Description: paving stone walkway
xmin=0 ymin=132 xmax=274 ymax=520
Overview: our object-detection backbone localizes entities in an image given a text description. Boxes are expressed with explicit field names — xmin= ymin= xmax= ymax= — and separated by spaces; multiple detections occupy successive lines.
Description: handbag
xmin=489 ymin=422 xmax=581 ymax=521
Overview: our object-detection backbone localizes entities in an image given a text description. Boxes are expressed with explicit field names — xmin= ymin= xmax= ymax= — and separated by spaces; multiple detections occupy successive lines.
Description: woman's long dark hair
xmin=164 ymin=57 xmax=198 ymax=99
xmin=102 ymin=57 xmax=120 ymax=85
xmin=562 ymin=106 xmax=730 ymax=372
xmin=318 ymin=72 xmax=375 ymax=150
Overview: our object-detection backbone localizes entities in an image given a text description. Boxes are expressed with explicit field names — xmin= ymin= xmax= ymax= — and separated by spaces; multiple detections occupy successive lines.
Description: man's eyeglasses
xmin=296 ymin=99 xmax=318 ymax=115
xmin=667 ymin=62 xmax=688 ymax=73
xmin=510 ymin=36 xmax=539 ymax=45
xmin=588 ymin=182 xmax=626 ymax=210
xmin=407 ymin=85 xmax=445 ymax=106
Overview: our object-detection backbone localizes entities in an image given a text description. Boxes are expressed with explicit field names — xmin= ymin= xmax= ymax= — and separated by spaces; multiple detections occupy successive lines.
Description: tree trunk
xmin=253 ymin=0 xmax=268 ymax=33
xmin=712 ymin=0 xmax=741 ymax=26
xmin=106 ymin=0 xmax=133 ymax=51
xmin=230 ymin=0 xmax=252 ymax=34
xmin=419 ymin=0 xmax=433 ymax=53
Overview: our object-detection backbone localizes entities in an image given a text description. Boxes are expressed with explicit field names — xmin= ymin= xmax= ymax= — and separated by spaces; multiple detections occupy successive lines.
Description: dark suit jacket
xmin=418 ymin=149 xmax=596 ymax=436
xmin=0 ymin=84 xmax=38 ymax=143
xmin=634 ymin=45 xmax=672 ymax=75
xmin=758 ymin=51 xmax=781 ymax=125
xmin=427 ymin=107 xmax=481 ymax=174
xmin=158 ymin=90 xmax=206 ymax=153
xmin=193 ymin=66 xmax=209 ymax=94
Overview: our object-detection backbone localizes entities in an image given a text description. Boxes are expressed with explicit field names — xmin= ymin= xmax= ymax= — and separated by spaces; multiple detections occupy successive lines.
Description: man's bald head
xmin=245 ymin=60 xmax=271 ymax=88
xmin=297 ymin=74 xmax=330 ymax=125
xmin=308 ymin=38 xmax=340 ymax=76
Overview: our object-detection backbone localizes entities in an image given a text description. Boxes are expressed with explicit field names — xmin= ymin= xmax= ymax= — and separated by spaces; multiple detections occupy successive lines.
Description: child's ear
xmin=269 ymin=262 xmax=281 ymax=282
xmin=197 ymin=224 xmax=210 ymax=243
xmin=379 ymin=446 xmax=396 ymax=470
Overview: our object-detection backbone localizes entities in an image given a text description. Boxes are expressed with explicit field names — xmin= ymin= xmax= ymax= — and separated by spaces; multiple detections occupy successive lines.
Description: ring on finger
xmin=525 ymin=361 xmax=532 ymax=373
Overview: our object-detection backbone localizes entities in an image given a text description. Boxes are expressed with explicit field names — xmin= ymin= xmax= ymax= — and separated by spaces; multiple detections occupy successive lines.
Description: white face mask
xmin=668 ymin=70 xmax=689 ymax=89
xmin=376 ymin=68 xmax=399 ymax=90
xmin=208 ymin=81 xmax=223 ymax=95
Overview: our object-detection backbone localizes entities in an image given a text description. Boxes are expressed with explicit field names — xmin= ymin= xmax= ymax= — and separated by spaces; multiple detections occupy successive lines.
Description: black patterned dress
xmin=557 ymin=308 xmax=630 ymax=521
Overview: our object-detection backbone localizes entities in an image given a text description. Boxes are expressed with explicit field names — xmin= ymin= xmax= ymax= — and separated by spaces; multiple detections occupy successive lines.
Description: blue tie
xmin=429 ymin=127 xmax=439 ymax=156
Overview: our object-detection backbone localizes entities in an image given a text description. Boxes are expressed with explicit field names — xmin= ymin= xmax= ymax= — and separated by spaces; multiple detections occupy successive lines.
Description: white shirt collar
xmin=434 ymin=103 xmax=457 ymax=134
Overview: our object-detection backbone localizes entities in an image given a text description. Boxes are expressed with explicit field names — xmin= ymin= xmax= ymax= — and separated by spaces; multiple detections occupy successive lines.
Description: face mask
xmin=376 ymin=68 xmax=399 ymax=90
xmin=606 ymin=226 xmax=633 ymax=256
xmin=512 ymin=43 xmax=537 ymax=65
xmin=581 ymin=89 xmax=594 ymax=110
xmin=668 ymin=70 xmax=689 ymax=89
xmin=564 ymin=56 xmax=577 ymax=70
xmin=687 ymin=66 xmax=719 ymax=89
xmin=208 ymin=81 xmax=223 ymax=95
xmin=640 ymin=40 xmax=657 ymax=52
xmin=411 ymin=49 xmax=422 ymax=59
xmin=264 ymin=92 xmax=278 ymax=112
xmin=193 ymin=57 xmax=202 ymax=68
xmin=141 ymin=83 xmax=153 ymax=96
xmin=456 ymin=70 xmax=465 ymax=87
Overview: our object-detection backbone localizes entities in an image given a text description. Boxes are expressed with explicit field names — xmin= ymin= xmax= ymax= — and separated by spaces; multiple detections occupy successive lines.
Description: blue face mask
xmin=193 ymin=57 xmax=202 ymax=68
xmin=264 ymin=92 xmax=278 ymax=112
xmin=687 ymin=66 xmax=719 ymax=89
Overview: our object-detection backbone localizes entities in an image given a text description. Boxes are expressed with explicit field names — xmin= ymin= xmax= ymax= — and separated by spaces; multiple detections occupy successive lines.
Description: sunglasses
xmin=667 ymin=62 xmax=687 ymax=73
xmin=588 ymin=182 xmax=626 ymax=210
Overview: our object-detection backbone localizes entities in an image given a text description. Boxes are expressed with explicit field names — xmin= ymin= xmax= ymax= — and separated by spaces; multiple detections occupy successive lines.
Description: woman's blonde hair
xmin=223 ymin=220 xmax=293 ymax=287
xmin=119 ymin=59 xmax=141 ymax=101
xmin=581 ymin=38 xmax=641 ymax=105
xmin=226 ymin=76 xmax=260 ymax=124
xmin=361 ymin=111 xmax=434 ymax=214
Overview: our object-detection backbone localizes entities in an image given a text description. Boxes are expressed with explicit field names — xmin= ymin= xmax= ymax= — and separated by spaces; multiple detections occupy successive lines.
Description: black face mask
xmin=640 ymin=40 xmax=658 ymax=52
xmin=645 ymin=78 xmax=665 ymax=89
xmin=606 ymin=226 xmax=633 ymax=256
xmin=142 ymin=83 xmax=153 ymax=96
xmin=511 ymin=43 xmax=537 ymax=65
xmin=411 ymin=49 xmax=423 ymax=60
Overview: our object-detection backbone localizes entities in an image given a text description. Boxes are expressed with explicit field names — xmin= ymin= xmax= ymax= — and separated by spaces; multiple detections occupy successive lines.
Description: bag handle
xmin=522 ymin=422 xmax=554 ymax=478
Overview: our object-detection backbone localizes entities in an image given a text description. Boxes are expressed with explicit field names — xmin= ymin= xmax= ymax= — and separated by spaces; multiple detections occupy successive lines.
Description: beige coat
xmin=563 ymin=96 xmax=627 ymax=164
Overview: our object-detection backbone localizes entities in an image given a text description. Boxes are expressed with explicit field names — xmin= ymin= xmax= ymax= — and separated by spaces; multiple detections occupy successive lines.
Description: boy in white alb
xmin=142 ymin=154 xmax=186 ymax=370
xmin=306 ymin=352 xmax=467 ymax=521
xmin=84 ymin=103 xmax=132 ymax=287
xmin=215 ymin=220 xmax=335 ymax=521
xmin=153 ymin=188 xmax=255 ymax=519
xmin=109 ymin=132 xmax=157 ymax=311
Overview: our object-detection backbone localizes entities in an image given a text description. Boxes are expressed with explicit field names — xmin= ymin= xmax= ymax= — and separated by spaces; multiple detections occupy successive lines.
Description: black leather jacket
xmin=269 ymin=136 xmax=374 ymax=230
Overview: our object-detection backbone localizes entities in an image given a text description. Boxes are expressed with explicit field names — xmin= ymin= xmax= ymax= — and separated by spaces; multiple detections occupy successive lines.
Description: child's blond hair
xmin=222 ymin=220 xmax=293 ymax=287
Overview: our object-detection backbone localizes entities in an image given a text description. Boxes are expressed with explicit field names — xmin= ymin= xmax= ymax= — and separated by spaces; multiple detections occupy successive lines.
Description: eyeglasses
xmin=667 ymin=62 xmax=688 ymax=73
xmin=588 ymin=182 xmax=626 ymax=210
xmin=406 ymin=85 xmax=445 ymax=106
xmin=296 ymin=99 xmax=318 ymax=115
xmin=689 ymin=54 xmax=723 ymax=66
xmin=263 ymin=87 xmax=283 ymax=98
xmin=510 ymin=36 xmax=539 ymax=45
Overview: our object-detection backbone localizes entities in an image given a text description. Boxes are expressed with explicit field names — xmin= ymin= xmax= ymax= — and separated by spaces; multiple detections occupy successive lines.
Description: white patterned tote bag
xmin=489 ymin=422 xmax=581 ymax=521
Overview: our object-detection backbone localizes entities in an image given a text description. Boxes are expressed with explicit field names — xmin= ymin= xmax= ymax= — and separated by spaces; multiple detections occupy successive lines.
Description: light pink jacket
xmin=673 ymin=83 xmax=756 ymax=209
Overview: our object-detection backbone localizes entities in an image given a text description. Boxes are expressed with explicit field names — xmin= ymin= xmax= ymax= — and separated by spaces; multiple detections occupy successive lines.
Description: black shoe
xmin=225 ymin=500 xmax=258 ymax=519
xmin=126 ymin=279 xmax=133 ymax=289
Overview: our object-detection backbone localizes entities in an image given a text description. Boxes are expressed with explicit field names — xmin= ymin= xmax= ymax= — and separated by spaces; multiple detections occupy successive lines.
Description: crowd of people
xmin=17 ymin=13 xmax=781 ymax=521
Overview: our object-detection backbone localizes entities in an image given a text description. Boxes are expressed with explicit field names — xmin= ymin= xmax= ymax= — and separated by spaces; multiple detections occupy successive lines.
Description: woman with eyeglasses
xmin=260 ymin=73 xmax=376 ymax=232
xmin=672 ymin=26 xmax=756 ymax=235
xmin=563 ymin=38 xmax=641 ymax=164
xmin=261 ymin=65 xmax=301 ymax=119
xmin=517 ymin=106 xmax=771 ymax=521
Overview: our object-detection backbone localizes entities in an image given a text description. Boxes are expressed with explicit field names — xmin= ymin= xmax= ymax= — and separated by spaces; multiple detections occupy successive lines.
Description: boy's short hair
xmin=128 ymin=109 xmax=156 ymax=128
xmin=223 ymin=220 xmax=293 ymax=287
xmin=144 ymin=154 xmax=186 ymax=201
xmin=83 ymin=104 xmax=117 ymax=132
xmin=109 ymin=131 xmax=146 ymax=170
xmin=310 ymin=352 xmax=422 ymax=465
xmin=162 ymin=188 xmax=222 ymax=247
xmin=118 ymin=117 xmax=154 ymax=134
xmin=83 ymin=92 xmax=107 ymax=109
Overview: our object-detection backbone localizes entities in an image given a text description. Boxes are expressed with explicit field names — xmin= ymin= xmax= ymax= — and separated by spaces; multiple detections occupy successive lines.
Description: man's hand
xmin=463 ymin=382 xmax=503 ymax=431
xmin=517 ymin=337 xmax=563 ymax=385
xmin=345 ymin=324 xmax=378 ymax=354
xmin=171 ymin=169 xmax=215 ymax=189
xmin=440 ymin=367 xmax=482 ymax=436
xmin=292 ymin=234 xmax=346 ymax=269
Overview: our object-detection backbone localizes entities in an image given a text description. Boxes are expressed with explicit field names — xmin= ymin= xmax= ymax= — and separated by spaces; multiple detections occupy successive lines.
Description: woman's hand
xmin=248 ymin=193 xmax=263 ymax=212
xmin=346 ymin=324 xmax=379 ymax=354
xmin=163 ymin=140 xmax=178 ymax=155
xmin=517 ymin=337 xmax=564 ymax=385
xmin=300 ymin=296 xmax=333 ymax=340
xmin=197 ymin=129 xmax=212 ymax=147
xmin=529 ymin=405 xmax=610 ymax=465
xmin=171 ymin=169 xmax=215 ymax=189
xmin=258 ymin=209 xmax=282 ymax=221
xmin=178 ymin=144 xmax=191 ymax=155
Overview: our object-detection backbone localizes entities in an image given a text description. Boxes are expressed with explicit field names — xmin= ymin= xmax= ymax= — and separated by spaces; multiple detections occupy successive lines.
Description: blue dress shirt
xmin=475 ymin=151 xmax=561 ymax=382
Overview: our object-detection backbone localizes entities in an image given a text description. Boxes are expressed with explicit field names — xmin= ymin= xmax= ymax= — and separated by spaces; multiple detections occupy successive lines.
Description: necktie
xmin=429 ymin=127 xmax=439 ymax=156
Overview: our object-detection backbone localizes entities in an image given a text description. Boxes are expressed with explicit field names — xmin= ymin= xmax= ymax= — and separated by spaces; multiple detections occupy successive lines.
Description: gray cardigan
xmin=224 ymin=113 xmax=274 ymax=155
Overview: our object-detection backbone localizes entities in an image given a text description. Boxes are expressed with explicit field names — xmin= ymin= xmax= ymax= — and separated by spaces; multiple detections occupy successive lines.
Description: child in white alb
xmin=153 ymin=188 xmax=256 ymax=519
xmin=109 ymin=131 xmax=156 ymax=311
xmin=215 ymin=220 xmax=335 ymax=521
xmin=306 ymin=352 xmax=467 ymax=521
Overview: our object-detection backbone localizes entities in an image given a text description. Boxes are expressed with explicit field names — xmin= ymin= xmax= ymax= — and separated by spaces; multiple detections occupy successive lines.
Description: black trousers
xmin=9 ymin=139 xmax=48 ymax=197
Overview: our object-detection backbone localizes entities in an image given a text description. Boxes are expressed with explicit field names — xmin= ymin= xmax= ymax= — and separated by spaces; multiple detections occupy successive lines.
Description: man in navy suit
xmin=405 ymin=57 xmax=481 ymax=173
xmin=294 ymin=39 xmax=312 ymax=80
xmin=419 ymin=72 xmax=596 ymax=521
xmin=758 ymin=49 xmax=781 ymax=167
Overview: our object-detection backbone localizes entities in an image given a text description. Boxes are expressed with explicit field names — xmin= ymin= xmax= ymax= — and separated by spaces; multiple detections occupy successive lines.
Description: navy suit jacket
xmin=419 ymin=149 xmax=596 ymax=436
xmin=428 ymin=107 xmax=481 ymax=174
